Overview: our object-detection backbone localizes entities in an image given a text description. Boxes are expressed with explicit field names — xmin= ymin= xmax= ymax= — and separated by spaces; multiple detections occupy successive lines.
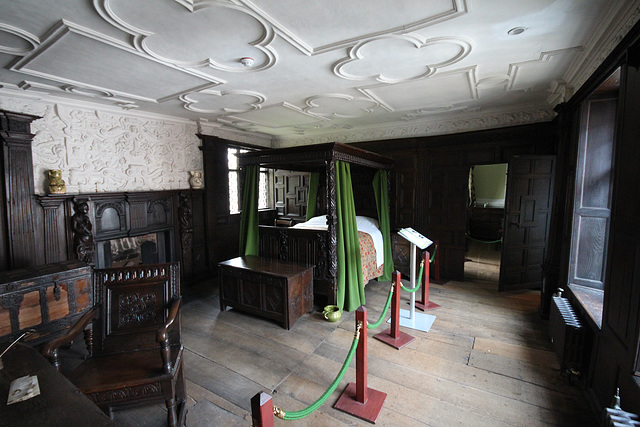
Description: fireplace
xmin=95 ymin=231 xmax=172 ymax=269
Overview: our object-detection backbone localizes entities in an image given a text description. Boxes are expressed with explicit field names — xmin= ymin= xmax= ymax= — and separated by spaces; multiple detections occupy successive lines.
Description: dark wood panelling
xmin=274 ymin=170 xmax=309 ymax=219
xmin=356 ymin=123 xmax=556 ymax=281
xmin=0 ymin=110 xmax=42 ymax=270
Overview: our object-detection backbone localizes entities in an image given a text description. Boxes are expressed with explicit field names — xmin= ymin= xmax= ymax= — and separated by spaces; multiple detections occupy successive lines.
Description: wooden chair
xmin=42 ymin=263 xmax=186 ymax=426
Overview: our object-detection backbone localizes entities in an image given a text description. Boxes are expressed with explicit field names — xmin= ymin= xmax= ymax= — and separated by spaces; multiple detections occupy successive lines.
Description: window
xmin=227 ymin=146 xmax=270 ymax=214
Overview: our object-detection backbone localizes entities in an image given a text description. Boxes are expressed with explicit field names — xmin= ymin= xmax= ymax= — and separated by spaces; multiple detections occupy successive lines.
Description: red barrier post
xmin=430 ymin=240 xmax=447 ymax=284
xmin=251 ymin=392 xmax=274 ymax=427
xmin=373 ymin=271 xmax=415 ymax=349
xmin=334 ymin=306 xmax=387 ymax=423
xmin=416 ymin=251 xmax=440 ymax=311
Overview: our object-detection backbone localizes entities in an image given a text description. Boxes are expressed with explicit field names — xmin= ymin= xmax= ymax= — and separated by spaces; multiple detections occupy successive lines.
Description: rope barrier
xmin=273 ymin=321 xmax=363 ymax=420
xmin=400 ymin=260 xmax=424 ymax=293
xmin=465 ymin=234 xmax=502 ymax=244
xmin=367 ymin=284 xmax=394 ymax=329
xmin=430 ymin=245 xmax=437 ymax=264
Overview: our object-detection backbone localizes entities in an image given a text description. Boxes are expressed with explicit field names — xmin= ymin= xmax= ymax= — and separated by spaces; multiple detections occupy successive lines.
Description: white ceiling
xmin=0 ymin=0 xmax=638 ymax=147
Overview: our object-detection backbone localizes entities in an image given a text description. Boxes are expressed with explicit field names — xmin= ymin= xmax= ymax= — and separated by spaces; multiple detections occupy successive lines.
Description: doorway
xmin=465 ymin=163 xmax=507 ymax=284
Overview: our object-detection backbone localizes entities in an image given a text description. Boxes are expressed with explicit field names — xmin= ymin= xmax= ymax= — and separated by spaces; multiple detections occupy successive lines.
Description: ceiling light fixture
xmin=507 ymin=27 xmax=527 ymax=36
xmin=240 ymin=57 xmax=254 ymax=67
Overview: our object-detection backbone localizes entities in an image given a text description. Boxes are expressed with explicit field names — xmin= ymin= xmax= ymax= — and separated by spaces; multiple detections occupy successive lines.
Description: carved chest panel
xmin=218 ymin=256 xmax=313 ymax=330
xmin=0 ymin=260 xmax=92 ymax=343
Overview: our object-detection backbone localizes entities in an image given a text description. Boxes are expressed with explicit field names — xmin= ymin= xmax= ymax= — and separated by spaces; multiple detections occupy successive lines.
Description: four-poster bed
xmin=237 ymin=143 xmax=395 ymax=311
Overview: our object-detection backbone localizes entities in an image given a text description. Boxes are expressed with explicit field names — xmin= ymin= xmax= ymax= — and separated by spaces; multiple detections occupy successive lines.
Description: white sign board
xmin=397 ymin=227 xmax=433 ymax=250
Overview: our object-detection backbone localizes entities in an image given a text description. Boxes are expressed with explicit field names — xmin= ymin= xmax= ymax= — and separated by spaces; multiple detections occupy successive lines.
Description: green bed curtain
xmin=372 ymin=169 xmax=394 ymax=281
xmin=336 ymin=161 xmax=364 ymax=311
xmin=239 ymin=165 xmax=259 ymax=256
xmin=306 ymin=172 xmax=319 ymax=221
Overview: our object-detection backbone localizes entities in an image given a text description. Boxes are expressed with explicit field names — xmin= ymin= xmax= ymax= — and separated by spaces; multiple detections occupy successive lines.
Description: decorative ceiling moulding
xmin=506 ymin=47 xmax=583 ymax=94
xmin=334 ymin=35 xmax=472 ymax=84
xmin=272 ymin=106 xmax=556 ymax=148
xmin=565 ymin=2 xmax=640 ymax=92
xmin=198 ymin=120 xmax=273 ymax=148
xmin=11 ymin=20 xmax=223 ymax=104
xmin=0 ymin=90 xmax=194 ymax=126
xmin=239 ymin=0 xmax=469 ymax=56
xmin=0 ymin=23 xmax=40 ymax=56
xmin=222 ymin=102 xmax=329 ymax=129
xmin=359 ymin=66 xmax=478 ymax=112
xmin=17 ymin=80 xmax=141 ymax=107
xmin=304 ymin=94 xmax=379 ymax=118
xmin=401 ymin=104 xmax=472 ymax=121
xmin=180 ymin=89 xmax=266 ymax=114
xmin=95 ymin=0 xmax=277 ymax=73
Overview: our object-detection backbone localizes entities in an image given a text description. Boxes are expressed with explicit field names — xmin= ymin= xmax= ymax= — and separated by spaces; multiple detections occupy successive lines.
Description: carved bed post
xmin=326 ymin=159 xmax=337 ymax=305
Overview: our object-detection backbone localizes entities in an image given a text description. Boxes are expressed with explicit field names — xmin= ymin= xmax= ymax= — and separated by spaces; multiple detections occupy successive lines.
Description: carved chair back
xmin=92 ymin=263 xmax=181 ymax=356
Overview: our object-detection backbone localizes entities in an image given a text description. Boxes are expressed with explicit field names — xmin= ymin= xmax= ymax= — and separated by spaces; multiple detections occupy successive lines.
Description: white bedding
xmin=292 ymin=215 xmax=384 ymax=268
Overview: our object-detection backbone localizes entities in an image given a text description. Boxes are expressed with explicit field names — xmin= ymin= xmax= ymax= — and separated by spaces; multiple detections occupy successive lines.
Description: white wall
xmin=0 ymin=95 xmax=203 ymax=195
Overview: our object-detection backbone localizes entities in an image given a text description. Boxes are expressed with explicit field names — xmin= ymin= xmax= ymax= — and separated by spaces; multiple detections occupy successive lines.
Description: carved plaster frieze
xmin=0 ymin=94 xmax=202 ymax=195
xmin=272 ymin=106 xmax=556 ymax=148
xmin=565 ymin=3 xmax=640 ymax=92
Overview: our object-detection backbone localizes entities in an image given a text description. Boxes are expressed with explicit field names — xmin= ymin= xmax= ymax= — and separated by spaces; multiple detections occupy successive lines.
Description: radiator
xmin=604 ymin=408 xmax=640 ymax=427
xmin=549 ymin=296 xmax=585 ymax=375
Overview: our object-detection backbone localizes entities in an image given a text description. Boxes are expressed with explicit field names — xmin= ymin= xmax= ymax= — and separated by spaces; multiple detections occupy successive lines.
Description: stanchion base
xmin=333 ymin=382 xmax=387 ymax=424
xmin=415 ymin=300 xmax=441 ymax=311
xmin=373 ymin=328 xmax=415 ymax=349
xmin=388 ymin=309 xmax=436 ymax=332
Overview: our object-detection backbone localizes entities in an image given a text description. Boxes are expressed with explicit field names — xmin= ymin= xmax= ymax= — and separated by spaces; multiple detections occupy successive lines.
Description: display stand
xmin=390 ymin=228 xmax=436 ymax=333
xmin=415 ymin=250 xmax=440 ymax=311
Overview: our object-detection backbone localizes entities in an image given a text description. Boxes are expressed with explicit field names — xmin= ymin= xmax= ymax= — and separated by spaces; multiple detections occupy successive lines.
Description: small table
xmin=0 ymin=343 xmax=115 ymax=426
xmin=218 ymin=256 xmax=313 ymax=329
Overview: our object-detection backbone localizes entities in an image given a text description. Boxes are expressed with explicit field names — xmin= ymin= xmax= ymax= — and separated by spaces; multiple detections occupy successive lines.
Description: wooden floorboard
xmin=114 ymin=275 xmax=595 ymax=426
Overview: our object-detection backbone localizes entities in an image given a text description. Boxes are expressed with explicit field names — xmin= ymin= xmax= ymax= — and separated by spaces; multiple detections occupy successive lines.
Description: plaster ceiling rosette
xmin=180 ymin=89 xmax=265 ymax=114
xmin=334 ymin=35 xmax=472 ymax=84
xmin=304 ymin=94 xmax=379 ymax=118
xmin=95 ymin=0 xmax=277 ymax=73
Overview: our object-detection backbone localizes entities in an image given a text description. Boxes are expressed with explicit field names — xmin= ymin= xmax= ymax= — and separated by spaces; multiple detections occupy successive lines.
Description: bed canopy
xmin=238 ymin=143 xmax=395 ymax=311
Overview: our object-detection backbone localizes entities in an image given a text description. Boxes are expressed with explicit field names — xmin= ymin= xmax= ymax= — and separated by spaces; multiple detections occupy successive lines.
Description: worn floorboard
xmin=113 ymin=271 xmax=594 ymax=426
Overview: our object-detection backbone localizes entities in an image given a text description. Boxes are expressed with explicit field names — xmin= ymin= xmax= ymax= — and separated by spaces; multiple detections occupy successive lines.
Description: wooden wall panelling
xmin=274 ymin=170 xmax=309 ymax=219
xmin=356 ymin=123 xmax=556 ymax=282
xmin=0 ymin=111 xmax=43 ymax=270
xmin=38 ymin=195 xmax=72 ymax=264
xmin=596 ymin=48 xmax=640 ymax=411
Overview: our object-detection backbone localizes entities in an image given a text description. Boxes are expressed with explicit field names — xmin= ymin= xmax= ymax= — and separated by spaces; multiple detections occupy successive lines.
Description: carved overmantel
xmin=35 ymin=189 xmax=208 ymax=284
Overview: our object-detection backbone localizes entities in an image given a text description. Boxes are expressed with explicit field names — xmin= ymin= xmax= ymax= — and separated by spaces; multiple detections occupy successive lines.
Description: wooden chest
xmin=218 ymin=256 xmax=313 ymax=329
xmin=0 ymin=260 xmax=93 ymax=344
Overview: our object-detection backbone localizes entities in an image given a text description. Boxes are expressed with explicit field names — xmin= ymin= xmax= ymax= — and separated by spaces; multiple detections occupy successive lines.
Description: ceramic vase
xmin=189 ymin=171 xmax=203 ymax=189
xmin=48 ymin=170 xmax=66 ymax=194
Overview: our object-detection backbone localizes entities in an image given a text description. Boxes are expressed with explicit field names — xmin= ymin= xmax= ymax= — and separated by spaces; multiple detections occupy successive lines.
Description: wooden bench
xmin=218 ymin=256 xmax=313 ymax=329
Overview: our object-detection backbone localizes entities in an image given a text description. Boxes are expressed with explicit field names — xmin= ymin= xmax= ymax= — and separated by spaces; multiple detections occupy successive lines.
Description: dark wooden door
xmin=499 ymin=155 xmax=555 ymax=291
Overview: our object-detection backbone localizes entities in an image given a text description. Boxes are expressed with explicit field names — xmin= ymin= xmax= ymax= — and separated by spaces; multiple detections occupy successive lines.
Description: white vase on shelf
xmin=189 ymin=171 xmax=203 ymax=189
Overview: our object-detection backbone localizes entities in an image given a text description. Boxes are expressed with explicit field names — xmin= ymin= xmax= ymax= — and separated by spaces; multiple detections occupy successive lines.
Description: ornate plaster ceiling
xmin=0 ymin=0 xmax=638 ymax=147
